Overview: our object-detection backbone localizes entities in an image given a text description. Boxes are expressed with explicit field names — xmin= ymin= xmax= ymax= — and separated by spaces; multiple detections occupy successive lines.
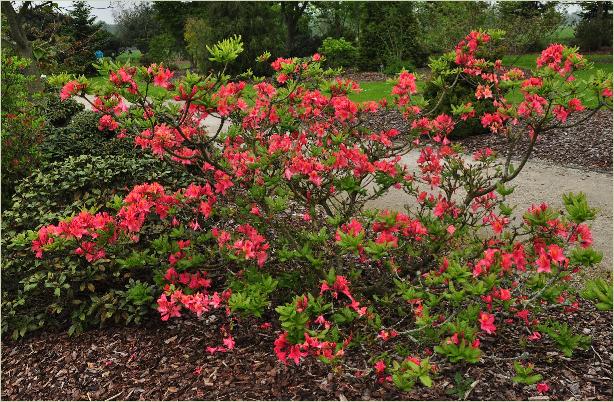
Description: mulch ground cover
xmin=1 ymin=302 xmax=612 ymax=401
xmin=361 ymin=108 xmax=612 ymax=174
xmin=457 ymin=110 xmax=613 ymax=173
xmin=340 ymin=71 xmax=392 ymax=82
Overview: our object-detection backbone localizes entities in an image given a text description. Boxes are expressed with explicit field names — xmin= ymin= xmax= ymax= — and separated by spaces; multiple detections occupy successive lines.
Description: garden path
xmin=367 ymin=149 xmax=613 ymax=279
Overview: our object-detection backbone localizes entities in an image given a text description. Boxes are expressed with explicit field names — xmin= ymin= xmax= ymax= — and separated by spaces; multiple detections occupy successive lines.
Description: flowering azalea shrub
xmin=423 ymin=30 xmax=506 ymax=138
xmin=9 ymin=32 xmax=613 ymax=391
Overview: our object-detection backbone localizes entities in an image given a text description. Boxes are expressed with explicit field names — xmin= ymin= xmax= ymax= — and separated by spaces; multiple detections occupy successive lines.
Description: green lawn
xmin=86 ymin=52 xmax=611 ymax=108
xmin=349 ymin=81 xmax=396 ymax=102
xmin=501 ymin=53 xmax=612 ymax=72
xmin=543 ymin=25 xmax=575 ymax=46
xmin=86 ymin=76 xmax=397 ymax=103
xmin=502 ymin=53 xmax=612 ymax=107
xmin=87 ymin=75 xmax=169 ymax=98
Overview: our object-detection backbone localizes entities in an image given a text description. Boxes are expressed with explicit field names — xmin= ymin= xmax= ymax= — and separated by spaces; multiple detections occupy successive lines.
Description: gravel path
xmin=367 ymin=150 xmax=613 ymax=279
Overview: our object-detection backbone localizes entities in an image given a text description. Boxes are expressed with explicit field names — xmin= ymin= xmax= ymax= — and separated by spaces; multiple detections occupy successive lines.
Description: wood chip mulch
xmin=356 ymin=107 xmax=612 ymax=174
xmin=457 ymin=110 xmax=613 ymax=173
xmin=340 ymin=71 xmax=391 ymax=82
xmin=1 ymin=302 xmax=612 ymax=401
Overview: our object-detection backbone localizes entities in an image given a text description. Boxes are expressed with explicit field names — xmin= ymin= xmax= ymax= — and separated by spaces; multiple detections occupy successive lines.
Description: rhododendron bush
xmin=15 ymin=31 xmax=613 ymax=390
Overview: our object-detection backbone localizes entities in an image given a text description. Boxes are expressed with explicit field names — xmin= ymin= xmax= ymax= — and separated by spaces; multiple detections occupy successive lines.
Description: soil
xmin=1 ymin=302 xmax=611 ymax=401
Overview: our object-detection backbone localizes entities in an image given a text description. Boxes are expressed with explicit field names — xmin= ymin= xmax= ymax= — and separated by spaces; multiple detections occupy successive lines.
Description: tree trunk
xmin=284 ymin=18 xmax=297 ymax=55
xmin=281 ymin=2 xmax=308 ymax=56
xmin=1 ymin=2 xmax=42 ymax=85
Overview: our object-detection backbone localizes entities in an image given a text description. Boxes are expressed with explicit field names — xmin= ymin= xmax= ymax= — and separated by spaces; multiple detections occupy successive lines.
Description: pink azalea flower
xmin=478 ymin=312 xmax=496 ymax=334
xmin=223 ymin=336 xmax=235 ymax=350
xmin=536 ymin=252 xmax=552 ymax=273
xmin=536 ymin=382 xmax=549 ymax=394
xmin=374 ymin=360 xmax=386 ymax=374
xmin=157 ymin=294 xmax=181 ymax=321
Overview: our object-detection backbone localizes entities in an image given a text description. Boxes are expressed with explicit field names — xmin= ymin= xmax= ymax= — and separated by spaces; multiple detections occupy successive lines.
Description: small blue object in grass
xmin=95 ymin=50 xmax=104 ymax=59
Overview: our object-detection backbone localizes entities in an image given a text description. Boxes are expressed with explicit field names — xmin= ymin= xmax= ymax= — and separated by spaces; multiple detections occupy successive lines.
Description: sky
xmin=56 ymin=0 xmax=582 ymax=25
xmin=55 ymin=0 xmax=143 ymax=24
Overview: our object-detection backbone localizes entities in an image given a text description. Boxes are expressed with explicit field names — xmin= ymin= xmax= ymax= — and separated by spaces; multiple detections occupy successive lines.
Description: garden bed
xmin=364 ymin=109 xmax=613 ymax=173
xmin=457 ymin=110 xmax=613 ymax=173
xmin=1 ymin=302 xmax=611 ymax=401
xmin=3 ymin=31 xmax=612 ymax=402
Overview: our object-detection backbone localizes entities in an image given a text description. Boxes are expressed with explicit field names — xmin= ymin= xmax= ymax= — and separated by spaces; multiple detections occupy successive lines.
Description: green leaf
xmin=419 ymin=375 xmax=433 ymax=387
xmin=207 ymin=35 xmax=244 ymax=63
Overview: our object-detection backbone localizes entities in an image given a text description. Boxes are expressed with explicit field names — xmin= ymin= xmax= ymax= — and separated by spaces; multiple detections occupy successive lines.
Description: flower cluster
xmin=32 ymin=210 xmax=114 ymax=260
xmin=60 ymin=80 xmax=87 ymax=100
xmin=274 ymin=331 xmax=348 ymax=365
xmin=212 ymin=224 xmax=270 ymax=267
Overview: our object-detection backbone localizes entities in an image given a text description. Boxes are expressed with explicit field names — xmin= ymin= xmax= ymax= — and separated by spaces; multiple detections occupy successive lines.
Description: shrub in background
xmin=573 ymin=2 xmax=613 ymax=51
xmin=318 ymin=37 xmax=358 ymax=69
xmin=38 ymin=91 xmax=84 ymax=128
xmin=1 ymin=55 xmax=46 ymax=209
xmin=382 ymin=56 xmax=416 ymax=75
xmin=423 ymin=29 xmax=506 ymax=138
xmin=40 ymin=110 xmax=132 ymax=162
xmin=1 ymin=153 xmax=196 ymax=338
xmin=143 ymin=33 xmax=178 ymax=68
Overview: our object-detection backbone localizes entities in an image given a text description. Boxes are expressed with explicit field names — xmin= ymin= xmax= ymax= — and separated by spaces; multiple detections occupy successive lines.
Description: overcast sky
xmin=56 ymin=0 xmax=582 ymax=25
xmin=55 ymin=0 xmax=143 ymax=24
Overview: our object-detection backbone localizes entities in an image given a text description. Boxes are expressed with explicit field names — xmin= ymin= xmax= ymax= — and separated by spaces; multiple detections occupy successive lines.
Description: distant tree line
xmin=2 ymin=1 xmax=612 ymax=78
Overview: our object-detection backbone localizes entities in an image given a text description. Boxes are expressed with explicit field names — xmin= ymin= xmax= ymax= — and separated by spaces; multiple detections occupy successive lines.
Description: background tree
xmin=182 ymin=2 xmax=285 ymax=74
xmin=358 ymin=1 xmax=427 ymax=72
xmin=183 ymin=17 xmax=213 ymax=70
xmin=574 ymin=1 xmax=613 ymax=51
xmin=495 ymin=1 xmax=564 ymax=54
xmin=310 ymin=1 xmax=361 ymax=42
xmin=2 ymin=1 xmax=117 ymax=76
xmin=280 ymin=1 xmax=309 ymax=55
xmin=60 ymin=1 xmax=115 ymax=74
xmin=151 ymin=1 xmax=204 ymax=57
xmin=113 ymin=2 xmax=162 ymax=53
xmin=417 ymin=1 xmax=492 ymax=55
xmin=0 ymin=1 xmax=58 ymax=80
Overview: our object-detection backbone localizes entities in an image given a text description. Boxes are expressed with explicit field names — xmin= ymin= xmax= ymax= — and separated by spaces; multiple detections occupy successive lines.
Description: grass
xmin=351 ymin=53 xmax=611 ymax=107
xmin=86 ymin=75 xmax=169 ymax=98
xmin=501 ymin=53 xmax=613 ymax=72
xmin=115 ymin=50 xmax=142 ymax=65
xmin=349 ymin=81 xmax=396 ymax=103
xmin=543 ymin=25 xmax=575 ymax=46
xmin=502 ymin=53 xmax=612 ymax=107
xmin=85 ymin=52 xmax=611 ymax=108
